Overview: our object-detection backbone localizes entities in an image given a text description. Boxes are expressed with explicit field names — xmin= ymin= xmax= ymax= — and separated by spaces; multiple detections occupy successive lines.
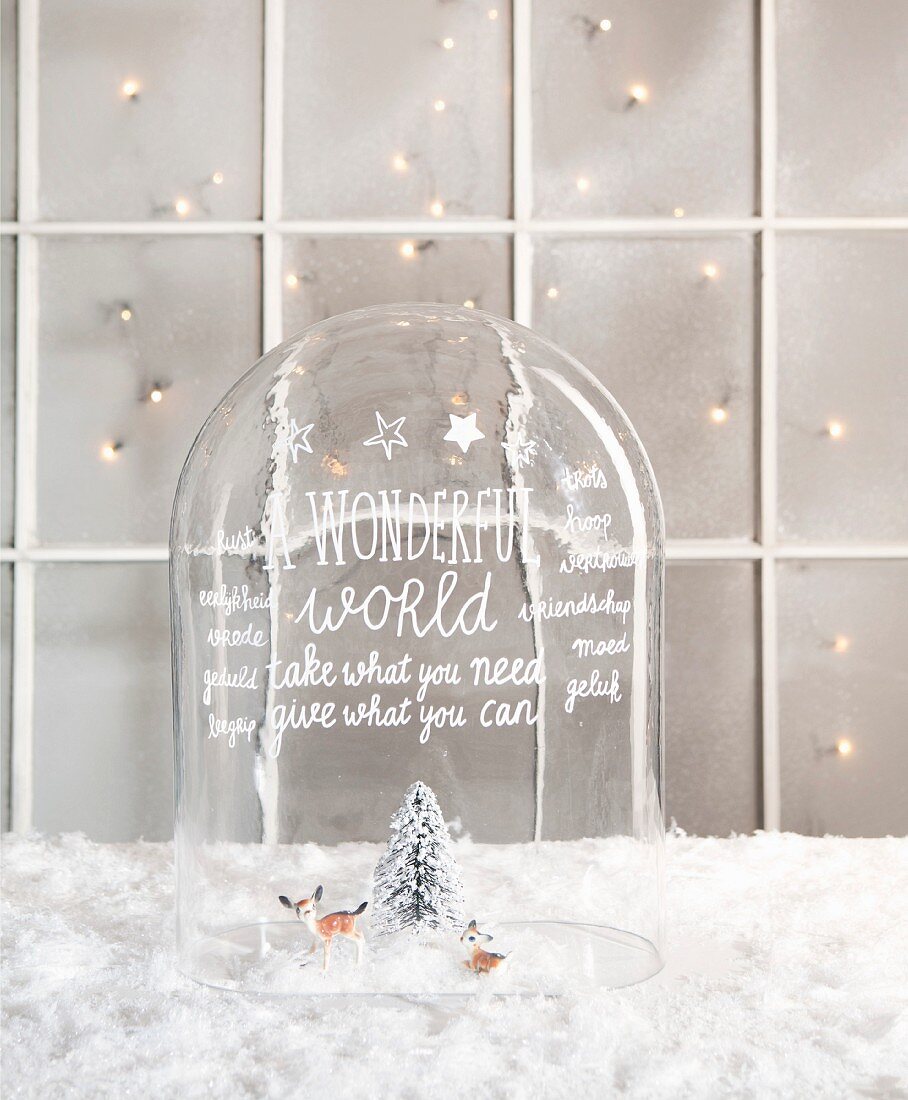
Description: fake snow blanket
xmin=2 ymin=832 xmax=907 ymax=1099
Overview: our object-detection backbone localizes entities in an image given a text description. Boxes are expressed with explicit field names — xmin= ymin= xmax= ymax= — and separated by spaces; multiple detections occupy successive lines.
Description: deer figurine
xmin=279 ymin=886 xmax=367 ymax=973
xmin=461 ymin=920 xmax=510 ymax=974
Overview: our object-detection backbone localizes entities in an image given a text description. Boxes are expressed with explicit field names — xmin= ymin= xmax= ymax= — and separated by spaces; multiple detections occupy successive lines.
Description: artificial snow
xmin=3 ymin=832 xmax=907 ymax=1098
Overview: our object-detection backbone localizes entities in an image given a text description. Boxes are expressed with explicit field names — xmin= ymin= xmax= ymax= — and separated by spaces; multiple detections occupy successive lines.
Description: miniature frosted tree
xmin=372 ymin=781 xmax=465 ymax=937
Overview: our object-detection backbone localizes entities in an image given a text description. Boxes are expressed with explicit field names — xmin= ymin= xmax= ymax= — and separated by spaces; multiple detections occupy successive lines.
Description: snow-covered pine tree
xmin=371 ymin=781 xmax=465 ymax=937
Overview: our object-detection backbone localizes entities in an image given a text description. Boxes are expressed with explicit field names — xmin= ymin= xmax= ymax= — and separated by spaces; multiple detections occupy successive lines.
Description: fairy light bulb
xmin=629 ymin=84 xmax=649 ymax=103
xmin=211 ymin=171 xmax=224 ymax=185
xmin=100 ymin=442 xmax=121 ymax=461
xmin=392 ymin=154 xmax=408 ymax=172
xmin=121 ymin=79 xmax=140 ymax=99
xmin=149 ymin=384 xmax=164 ymax=404
xmin=463 ymin=299 xmax=475 ymax=309
xmin=673 ymin=207 xmax=685 ymax=218
xmin=430 ymin=199 xmax=445 ymax=217
xmin=174 ymin=197 xmax=190 ymax=217
xmin=703 ymin=263 xmax=719 ymax=280
xmin=399 ymin=241 xmax=417 ymax=259
xmin=285 ymin=273 xmax=300 ymax=289
xmin=599 ymin=18 xmax=612 ymax=31
xmin=546 ymin=287 xmax=559 ymax=300
xmin=488 ymin=8 xmax=499 ymax=18
xmin=322 ymin=454 xmax=348 ymax=478
xmin=827 ymin=420 xmax=845 ymax=440
xmin=442 ymin=37 xmax=455 ymax=50
xmin=451 ymin=392 xmax=469 ymax=406
xmin=709 ymin=405 xmax=729 ymax=424
xmin=835 ymin=738 xmax=853 ymax=757
xmin=433 ymin=99 xmax=446 ymax=112
xmin=120 ymin=306 xmax=132 ymax=322
xmin=576 ymin=176 xmax=591 ymax=194
xmin=833 ymin=634 xmax=850 ymax=654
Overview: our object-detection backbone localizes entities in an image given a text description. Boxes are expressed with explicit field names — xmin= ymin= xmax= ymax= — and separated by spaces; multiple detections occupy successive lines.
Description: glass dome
xmin=170 ymin=303 xmax=664 ymax=996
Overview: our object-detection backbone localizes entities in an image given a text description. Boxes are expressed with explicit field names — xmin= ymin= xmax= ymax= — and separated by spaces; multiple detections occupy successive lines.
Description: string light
xmin=119 ymin=305 xmax=132 ymax=322
xmin=451 ymin=392 xmax=469 ymax=406
xmin=576 ymin=176 xmax=591 ymax=193
xmin=629 ymin=84 xmax=649 ymax=104
xmin=832 ymin=634 xmax=851 ymax=654
xmin=392 ymin=154 xmax=409 ymax=172
xmin=148 ymin=384 xmax=164 ymax=404
xmin=321 ymin=453 xmax=348 ymax=478
xmin=211 ymin=171 xmax=224 ymax=185
xmin=285 ymin=273 xmax=300 ymax=289
xmin=703 ymin=262 xmax=719 ymax=279
xmin=100 ymin=442 xmax=122 ymax=462
xmin=399 ymin=241 xmax=417 ymax=259
xmin=121 ymin=79 xmax=140 ymax=99
xmin=673 ymin=207 xmax=685 ymax=218
xmin=835 ymin=738 xmax=853 ymax=757
xmin=827 ymin=420 xmax=845 ymax=440
xmin=430 ymin=199 xmax=445 ymax=217
xmin=433 ymin=99 xmax=446 ymax=112
xmin=174 ymin=197 xmax=190 ymax=217
xmin=463 ymin=299 xmax=475 ymax=309
xmin=546 ymin=286 xmax=559 ymax=300
xmin=487 ymin=8 xmax=499 ymax=18
xmin=442 ymin=37 xmax=455 ymax=50
xmin=709 ymin=405 xmax=729 ymax=424
xmin=598 ymin=18 xmax=612 ymax=31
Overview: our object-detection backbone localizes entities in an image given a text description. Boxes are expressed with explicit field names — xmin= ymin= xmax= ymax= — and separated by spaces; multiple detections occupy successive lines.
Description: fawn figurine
xmin=461 ymin=920 xmax=510 ymax=974
xmin=279 ymin=886 xmax=368 ymax=972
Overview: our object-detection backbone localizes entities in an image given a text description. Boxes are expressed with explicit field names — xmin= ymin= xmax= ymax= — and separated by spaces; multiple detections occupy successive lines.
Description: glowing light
xmin=833 ymin=635 xmax=851 ymax=654
xmin=442 ymin=37 xmax=455 ymax=50
xmin=673 ymin=207 xmax=685 ymax=218
xmin=703 ymin=262 xmax=719 ymax=279
xmin=488 ymin=8 xmax=499 ymax=19
xmin=100 ymin=442 xmax=121 ymax=461
xmin=463 ymin=299 xmax=475 ymax=309
xmin=576 ymin=176 xmax=591 ymax=193
xmin=449 ymin=454 xmax=463 ymax=466
xmin=546 ymin=286 xmax=559 ymax=300
xmin=629 ymin=84 xmax=649 ymax=103
xmin=451 ymin=392 xmax=469 ymax=406
xmin=211 ymin=171 xmax=224 ymax=185
xmin=433 ymin=99 xmax=446 ymax=112
xmin=322 ymin=454 xmax=348 ymax=478
xmin=149 ymin=385 xmax=164 ymax=404
xmin=399 ymin=241 xmax=417 ymax=259
xmin=709 ymin=405 xmax=729 ymax=424
xmin=120 ymin=307 xmax=132 ymax=322
xmin=285 ymin=273 xmax=300 ymax=289
xmin=392 ymin=154 xmax=408 ymax=172
xmin=430 ymin=199 xmax=445 ymax=217
xmin=174 ymin=197 xmax=190 ymax=217
xmin=827 ymin=420 xmax=845 ymax=440
xmin=835 ymin=738 xmax=853 ymax=757
xmin=599 ymin=18 xmax=612 ymax=31
xmin=121 ymin=79 xmax=140 ymax=99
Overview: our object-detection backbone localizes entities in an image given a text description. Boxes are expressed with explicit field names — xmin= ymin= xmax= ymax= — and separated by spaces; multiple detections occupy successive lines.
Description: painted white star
xmin=363 ymin=411 xmax=408 ymax=460
xmin=282 ymin=418 xmax=314 ymax=462
xmin=444 ymin=412 xmax=485 ymax=454
xmin=502 ymin=434 xmax=538 ymax=469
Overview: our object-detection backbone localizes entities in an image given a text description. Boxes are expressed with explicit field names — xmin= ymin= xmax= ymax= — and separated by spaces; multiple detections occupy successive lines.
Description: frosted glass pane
xmin=36 ymin=236 xmax=261 ymax=544
xmin=38 ymin=0 xmax=262 ymax=221
xmin=1 ymin=564 xmax=11 ymax=830
xmin=777 ymin=234 xmax=908 ymax=542
xmin=778 ymin=561 xmax=908 ymax=838
xmin=282 ymin=236 xmax=512 ymax=336
xmin=777 ymin=0 xmax=908 ymax=216
xmin=533 ymin=0 xmax=756 ymax=217
xmin=534 ymin=236 xmax=756 ymax=539
xmin=283 ymin=1 xmax=511 ymax=218
xmin=1 ymin=0 xmax=16 ymax=220
xmin=33 ymin=563 xmax=171 ymax=841
xmin=1 ymin=237 xmax=13 ymax=546
xmin=665 ymin=562 xmax=760 ymax=836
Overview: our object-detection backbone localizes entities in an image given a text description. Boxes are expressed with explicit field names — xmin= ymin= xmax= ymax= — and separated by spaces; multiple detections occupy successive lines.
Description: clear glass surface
xmin=1 ymin=564 xmax=11 ymax=830
xmin=171 ymin=305 xmax=664 ymax=996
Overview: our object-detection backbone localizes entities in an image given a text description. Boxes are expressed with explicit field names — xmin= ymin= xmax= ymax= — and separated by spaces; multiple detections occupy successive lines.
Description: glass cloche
xmin=170 ymin=304 xmax=664 ymax=996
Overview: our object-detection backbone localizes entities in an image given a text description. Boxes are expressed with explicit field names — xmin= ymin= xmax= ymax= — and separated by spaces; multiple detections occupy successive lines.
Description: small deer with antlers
xmin=461 ymin=920 xmax=510 ymax=974
xmin=279 ymin=886 xmax=368 ymax=973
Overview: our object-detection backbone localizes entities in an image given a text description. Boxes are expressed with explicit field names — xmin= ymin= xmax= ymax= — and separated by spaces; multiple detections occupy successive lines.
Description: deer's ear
xmin=468 ymin=919 xmax=477 ymax=929
xmin=278 ymin=895 xmax=293 ymax=909
xmin=314 ymin=885 xmax=324 ymax=902
xmin=480 ymin=933 xmax=493 ymax=943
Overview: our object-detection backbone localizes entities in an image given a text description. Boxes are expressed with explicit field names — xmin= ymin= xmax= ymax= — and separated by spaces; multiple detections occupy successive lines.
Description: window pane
xmin=534 ymin=235 xmax=757 ymax=539
xmin=282 ymin=236 xmax=512 ymax=336
xmin=777 ymin=0 xmax=908 ymax=216
xmin=33 ymin=563 xmax=172 ymax=841
xmin=1 ymin=236 xmax=14 ymax=546
xmin=37 ymin=236 xmax=261 ymax=544
xmin=777 ymin=234 xmax=908 ymax=542
xmin=533 ymin=0 xmax=756 ymax=217
xmin=778 ymin=561 xmax=908 ymax=837
xmin=666 ymin=562 xmax=761 ymax=835
xmin=1 ymin=0 xmax=16 ymax=220
xmin=1 ymin=564 xmax=11 ymax=830
xmin=38 ymin=0 xmax=263 ymax=221
xmin=283 ymin=1 xmax=511 ymax=218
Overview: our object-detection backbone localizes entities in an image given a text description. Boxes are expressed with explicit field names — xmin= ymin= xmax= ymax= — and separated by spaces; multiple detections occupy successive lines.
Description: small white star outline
xmin=281 ymin=418 xmax=314 ymax=462
xmin=502 ymin=434 xmax=538 ymax=469
xmin=363 ymin=411 xmax=408 ymax=460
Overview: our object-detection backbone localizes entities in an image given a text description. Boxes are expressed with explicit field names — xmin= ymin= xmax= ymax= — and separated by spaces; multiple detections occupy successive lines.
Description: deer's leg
xmin=322 ymin=936 xmax=332 ymax=973
xmin=351 ymin=931 xmax=364 ymax=966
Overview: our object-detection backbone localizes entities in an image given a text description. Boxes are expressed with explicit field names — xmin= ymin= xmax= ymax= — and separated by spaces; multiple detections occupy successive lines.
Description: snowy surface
xmin=3 ymin=832 xmax=907 ymax=1099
